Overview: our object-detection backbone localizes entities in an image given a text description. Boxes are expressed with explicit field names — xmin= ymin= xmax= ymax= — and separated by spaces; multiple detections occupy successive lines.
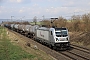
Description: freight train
xmin=4 ymin=23 xmax=70 ymax=50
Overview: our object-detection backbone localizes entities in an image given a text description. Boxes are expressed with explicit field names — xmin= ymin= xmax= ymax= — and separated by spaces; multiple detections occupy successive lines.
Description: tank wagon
xmin=35 ymin=27 xmax=70 ymax=49
xmin=14 ymin=24 xmax=39 ymax=38
xmin=10 ymin=24 xmax=15 ymax=30
xmin=4 ymin=24 xmax=11 ymax=29
xmin=14 ymin=24 xmax=19 ymax=32
xmin=24 ymin=25 xmax=39 ymax=38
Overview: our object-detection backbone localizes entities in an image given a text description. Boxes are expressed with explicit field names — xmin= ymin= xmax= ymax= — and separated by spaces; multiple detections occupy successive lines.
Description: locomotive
xmin=4 ymin=23 xmax=70 ymax=50
xmin=35 ymin=27 xmax=70 ymax=49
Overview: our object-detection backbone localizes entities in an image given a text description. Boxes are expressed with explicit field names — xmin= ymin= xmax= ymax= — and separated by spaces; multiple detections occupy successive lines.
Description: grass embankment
xmin=70 ymin=32 xmax=90 ymax=48
xmin=0 ymin=27 xmax=54 ymax=60
xmin=0 ymin=27 xmax=35 ymax=60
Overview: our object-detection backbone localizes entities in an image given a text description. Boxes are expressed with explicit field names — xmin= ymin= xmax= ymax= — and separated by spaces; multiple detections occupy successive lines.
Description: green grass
xmin=0 ymin=27 xmax=35 ymax=60
xmin=30 ymin=22 xmax=41 ymax=25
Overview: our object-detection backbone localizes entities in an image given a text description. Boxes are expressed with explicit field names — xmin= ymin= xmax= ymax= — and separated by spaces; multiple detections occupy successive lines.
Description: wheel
xmin=67 ymin=46 xmax=71 ymax=50
xmin=49 ymin=45 xmax=52 ymax=49
xmin=52 ymin=46 xmax=56 ymax=50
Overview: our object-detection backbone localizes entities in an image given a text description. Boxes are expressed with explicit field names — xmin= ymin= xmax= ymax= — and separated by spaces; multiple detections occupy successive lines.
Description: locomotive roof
xmin=37 ymin=27 xmax=67 ymax=31
xmin=55 ymin=28 xmax=67 ymax=30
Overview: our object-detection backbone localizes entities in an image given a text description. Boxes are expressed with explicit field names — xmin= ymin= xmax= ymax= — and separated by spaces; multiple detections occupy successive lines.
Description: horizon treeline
xmin=41 ymin=13 xmax=90 ymax=32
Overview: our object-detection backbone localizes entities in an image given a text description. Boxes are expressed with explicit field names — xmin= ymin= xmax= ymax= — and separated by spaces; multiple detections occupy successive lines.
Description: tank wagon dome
xmin=31 ymin=25 xmax=39 ymax=33
xmin=14 ymin=24 xmax=19 ymax=29
xmin=25 ymin=25 xmax=32 ymax=32
xmin=11 ymin=24 xmax=15 ymax=28
xmin=33 ymin=25 xmax=39 ymax=29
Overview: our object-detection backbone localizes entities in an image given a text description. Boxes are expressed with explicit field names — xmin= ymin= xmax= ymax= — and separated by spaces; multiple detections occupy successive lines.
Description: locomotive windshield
xmin=55 ymin=28 xmax=68 ymax=37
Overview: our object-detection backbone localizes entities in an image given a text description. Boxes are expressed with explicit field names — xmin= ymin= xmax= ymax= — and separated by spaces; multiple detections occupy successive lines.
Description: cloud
xmin=0 ymin=0 xmax=90 ymax=19
xmin=33 ymin=3 xmax=38 ymax=7
xmin=9 ymin=0 xmax=14 ymax=2
xmin=9 ymin=0 xmax=22 ymax=3
xmin=45 ymin=7 xmax=68 ymax=14
xmin=8 ymin=0 xmax=31 ymax=4
xmin=0 ymin=11 xmax=1 ymax=13
xmin=19 ymin=9 xmax=24 ymax=13
xmin=88 ymin=2 xmax=90 ymax=5
xmin=74 ymin=9 xmax=84 ymax=13
xmin=17 ymin=0 xmax=21 ymax=2
xmin=0 ymin=6 xmax=5 ymax=12
xmin=63 ymin=1 xmax=74 ymax=7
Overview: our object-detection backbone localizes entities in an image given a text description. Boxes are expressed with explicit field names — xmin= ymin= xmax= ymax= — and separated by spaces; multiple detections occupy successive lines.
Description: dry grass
xmin=69 ymin=32 xmax=90 ymax=48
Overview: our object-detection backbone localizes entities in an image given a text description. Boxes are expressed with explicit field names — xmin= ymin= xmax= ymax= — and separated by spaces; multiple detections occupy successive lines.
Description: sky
xmin=0 ymin=0 xmax=90 ymax=21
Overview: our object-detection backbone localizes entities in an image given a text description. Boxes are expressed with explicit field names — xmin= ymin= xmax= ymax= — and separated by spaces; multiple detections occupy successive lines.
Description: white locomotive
xmin=35 ymin=27 xmax=70 ymax=49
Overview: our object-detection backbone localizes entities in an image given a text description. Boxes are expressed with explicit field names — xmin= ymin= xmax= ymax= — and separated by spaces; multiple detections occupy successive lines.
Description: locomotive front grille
xmin=55 ymin=42 xmax=70 ymax=47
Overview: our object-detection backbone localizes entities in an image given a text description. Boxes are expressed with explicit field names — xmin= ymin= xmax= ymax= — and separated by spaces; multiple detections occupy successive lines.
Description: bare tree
xmin=54 ymin=16 xmax=67 ymax=27
xmin=71 ymin=15 xmax=81 ymax=32
xmin=82 ymin=14 xmax=90 ymax=32
xmin=41 ymin=20 xmax=51 ymax=27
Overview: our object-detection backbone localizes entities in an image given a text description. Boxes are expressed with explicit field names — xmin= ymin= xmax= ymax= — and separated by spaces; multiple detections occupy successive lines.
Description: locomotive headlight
xmin=56 ymin=38 xmax=58 ymax=41
xmin=23 ymin=29 xmax=24 ymax=31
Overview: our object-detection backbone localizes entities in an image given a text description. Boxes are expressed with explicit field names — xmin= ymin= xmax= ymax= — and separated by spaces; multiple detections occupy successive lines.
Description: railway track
xmin=7 ymin=29 xmax=90 ymax=60
xmin=58 ymin=44 xmax=90 ymax=60
xmin=59 ymin=51 xmax=90 ymax=60
xmin=71 ymin=44 xmax=90 ymax=51
xmin=59 ymin=49 xmax=90 ymax=60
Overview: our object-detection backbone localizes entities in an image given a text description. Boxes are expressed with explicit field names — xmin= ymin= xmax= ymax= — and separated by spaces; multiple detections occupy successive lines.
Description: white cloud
xmin=9 ymin=0 xmax=22 ymax=3
xmin=0 ymin=6 xmax=5 ymax=13
xmin=19 ymin=9 xmax=24 ymax=13
xmin=33 ymin=3 xmax=38 ymax=7
xmin=62 ymin=1 xmax=74 ymax=7
xmin=45 ymin=7 xmax=68 ymax=14
xmin=9 ymin=0 xmax=14 ymax=2
xmin=74 ymin=9 xmax=84 ymax=13
xmin=48 ymin=0 xmax=58 ymax=2
xmin=0 ymin=11 xmax=1 ymax=13
xmin=17 ymin=0 xmax=22 ymax=3
xmin=88 ymin=2 xmax=90 ymax=5
xmin=0 ymin=6 xmax=4 ymax=8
